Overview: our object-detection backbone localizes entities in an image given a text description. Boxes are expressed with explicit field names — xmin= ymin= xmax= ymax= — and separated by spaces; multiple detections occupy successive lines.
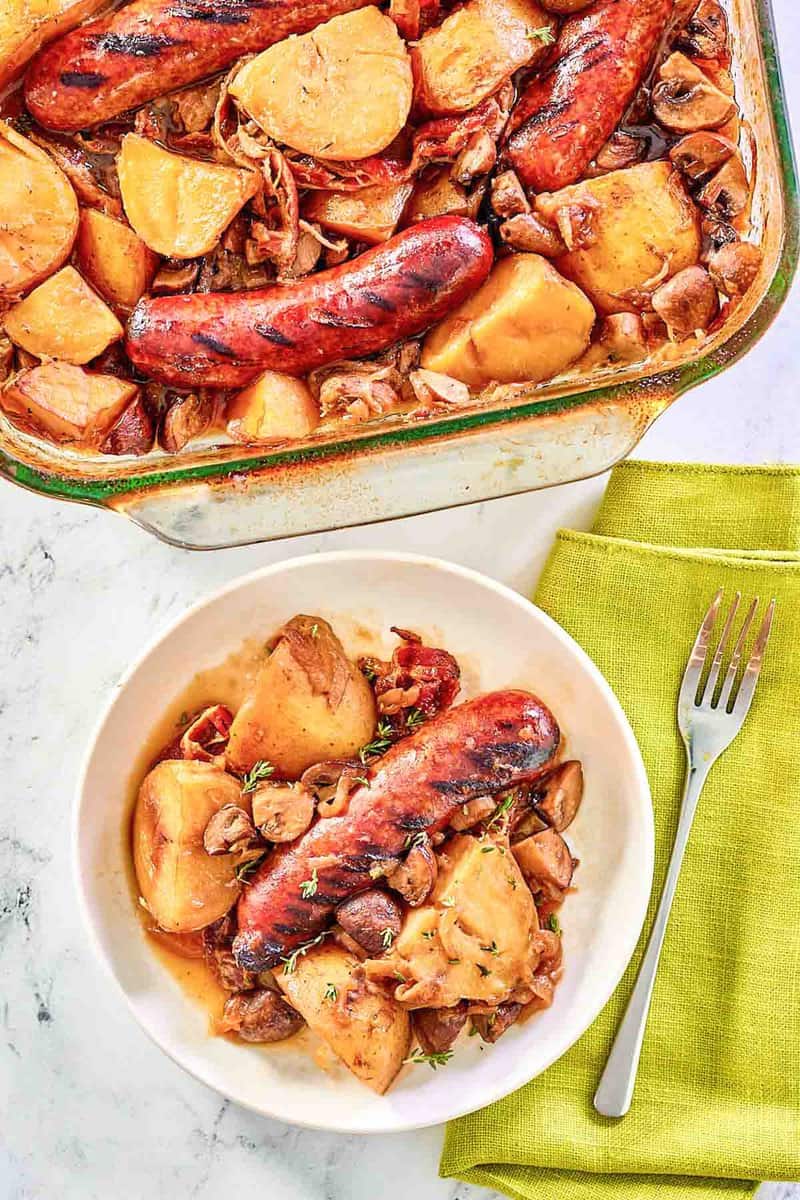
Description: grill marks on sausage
xmin=191 ymin=332 xmax=238 ymax=358
xmin=361 ymin=290 xmax=396 ymax=313
xmin=254 ymin=323 xmax=296 ymax=348
xmin=59 ymin=70 xmax=107 ymax=87
xmin=91 ymin=32 xmax=183 ymax=55
xmin=165 ymin=0 xmax=280 ymax=22
xmin=404 ymin=268 xmax=445 ymax=293
xmin=309 ymin=309 xmax=374 ymax=329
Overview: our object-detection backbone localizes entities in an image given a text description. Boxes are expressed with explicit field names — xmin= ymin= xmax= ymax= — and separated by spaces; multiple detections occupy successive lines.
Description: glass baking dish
xmin=0 ymin=0 xmax=796 ymax=549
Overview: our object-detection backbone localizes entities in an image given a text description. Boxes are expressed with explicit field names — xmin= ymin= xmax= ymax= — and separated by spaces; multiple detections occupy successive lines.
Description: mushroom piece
xmin=335 ymin=889 xmax=404 ymax=956
xmin=550 ymin=199 xmax=600 ymax=253
xmin=651 ymin=53 xmax=737 ymax=133
xmin=533 ymin=761 xmax=584 ymax=832
xmin=203 ymin=804 xmax=258 ymax=855
xmin=151 ymin=262 xmax=201 ymax=294
xmin=583 ymin=313 xmax=648 ymax=369
xmin=100 ymin=393 xmax=156 ymax=457
xmin=707 ymin=240 xmax=762 ymax=299
xmin=203 ymin=913 xmax=257 ymax=991
xmin=676 ymin=0 xmax=728 ymax=62
xmin=451 ymin=131 xmax=496 ymax=186
xmin=161 ymin=390 xmax=215 ymax=453
xmin=408 ymin=369 xmax=470 ymax=407
xmin=669 ymin=131 xmax=736 ymax=184
xmin=450 ymin=796 xmax=497 ymax=831
xmin=513 ymin=828 xmax=574 ymax=896
xmin=651 ymin=265 xmax=719 ymax=341
xmin=180 ymin=704 xmax=233 ymax=766
xmin=471 ymin=1000 xmax=522 ymax=1044
xmin=697 ymin=156 xmax=749 ymax=221
xmin=701 ymin=216 xmax=738 ymax=256
xmin=414 ymin=1002 xmax=468 ymax=1055
xmin=250 ymin=781 xmax=315 ymax=842
xmin=490 ymin=170 xmax=529 ymax=219
xmin=593 ymin=131 xmax=645 ymax=175
xmin=220 ymin=987 xmax=304 ymax=1043
xmin=499 ymin=212 xmax=567 ymax=257
xmin=385 ymin=836 xmax=438 ymax=906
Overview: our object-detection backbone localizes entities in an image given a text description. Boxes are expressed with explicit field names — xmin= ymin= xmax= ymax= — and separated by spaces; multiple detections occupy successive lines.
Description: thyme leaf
xmin=241 ymin=759 xmax=275 ymax=793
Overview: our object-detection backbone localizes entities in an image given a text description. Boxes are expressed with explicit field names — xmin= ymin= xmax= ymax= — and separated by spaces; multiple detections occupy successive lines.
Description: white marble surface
xmin=2 ymin=4 xmax=800 ymax=1196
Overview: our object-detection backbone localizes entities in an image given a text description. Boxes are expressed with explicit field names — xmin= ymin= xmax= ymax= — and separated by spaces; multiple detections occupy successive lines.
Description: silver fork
xmin=593 ymin=589 xmax=776 ymax=1119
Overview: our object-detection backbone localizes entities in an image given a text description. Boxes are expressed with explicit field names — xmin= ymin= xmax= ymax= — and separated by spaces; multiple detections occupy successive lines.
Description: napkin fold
xmin=442 ymin=461 xmax=800 ymax=1200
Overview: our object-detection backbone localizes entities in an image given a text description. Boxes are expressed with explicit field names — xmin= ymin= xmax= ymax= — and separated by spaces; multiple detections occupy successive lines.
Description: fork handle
xmin=593 ymin=759 xmax=711 ymax=1118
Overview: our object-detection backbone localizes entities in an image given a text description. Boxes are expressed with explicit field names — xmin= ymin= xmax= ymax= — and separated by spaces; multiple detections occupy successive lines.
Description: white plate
xmin=76 ymin=551 xmax=653 ymax=1133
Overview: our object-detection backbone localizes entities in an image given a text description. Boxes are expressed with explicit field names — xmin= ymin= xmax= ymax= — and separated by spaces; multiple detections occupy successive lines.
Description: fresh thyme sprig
xmin=381 ymin=927 xmax=395 ymax=949
xmin=324 ymin=982 xmax=337 ymax=1002
xmin=359 ymin=719 xmax=394 ymax=764
xmin=529 ymin=24 xmax=556 ymax=45
xmin=236 ymin=853 xmax=266 ymax=884
xmin=405 ymin=707 xmax=425 ymax=731
xmin=547 ymin=912 xmax=562 ymax=935
xmin=403 ymin=1049 xmax=454 ymax=1070
xmin=241 ymin=759 xmax=275 ymax=793
xmin=299 ymin=868 xmax=319 ymax=899
xmin=485 ymin=793 xmax=514 ymax=830
xmin=280 ymin=931 xmax=329 ymax=975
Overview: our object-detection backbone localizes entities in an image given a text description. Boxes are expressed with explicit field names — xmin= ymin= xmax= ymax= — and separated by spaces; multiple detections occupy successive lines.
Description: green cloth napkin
xmin=442 ymin=461 xmax=800 ymax=1200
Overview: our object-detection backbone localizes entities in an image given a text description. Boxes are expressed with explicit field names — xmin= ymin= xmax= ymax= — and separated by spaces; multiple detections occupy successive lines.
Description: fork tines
xmin=679 ymin=589 xmax=776 ymax=717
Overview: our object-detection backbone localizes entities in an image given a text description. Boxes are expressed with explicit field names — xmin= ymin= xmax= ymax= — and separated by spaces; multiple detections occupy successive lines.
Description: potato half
xmin=117 ymin=134 xmax=260 ymax=259
xmin=133 ymin=760 xmax=244 ymax=933
xmin=0 ymin=122 xmax=78 ymax=301
xmin=4 ymin=265 xmax=123 ymax=363
xmin=230 ymin=7 xmax=412 ymax=161
xmin=535 ymin=161 xmax=702 ymax=315
xmin=75 ymin=209 xmax=159 ymax=312
xmin=279 ymin=943 xmax=411 ymax=1093
xmin=0 ymin=0 xmax=107 ymax=89
xmin=1 ymin=361 xmax=137 ymax=445
xmin=412 ymin=0 xmax=555 ymax=114
xmin=421 ymin=253 xmax=596 ymax=389
xmin=227 ymin=371 xmax=320 ymax=443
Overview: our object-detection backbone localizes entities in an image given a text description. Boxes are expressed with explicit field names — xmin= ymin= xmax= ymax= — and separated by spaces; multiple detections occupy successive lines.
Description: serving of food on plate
xmin=132 ymin=615 xmax=583 ymax=1093
xmin=0 ymin=0 xmax=767 ymax=461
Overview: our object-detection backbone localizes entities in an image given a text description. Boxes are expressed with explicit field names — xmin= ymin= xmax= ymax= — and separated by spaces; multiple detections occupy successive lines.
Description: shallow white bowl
xmin=76 ymin=551 xmax=653 ymax=1133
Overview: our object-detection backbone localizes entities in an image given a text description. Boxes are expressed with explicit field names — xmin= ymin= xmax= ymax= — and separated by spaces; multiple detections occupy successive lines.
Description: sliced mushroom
xmin=408 ymin=368 xmax=470 ymax=407
xmin=414 ymin=1002 xmax=468 ymax=1055
xmin=669 ymin=131 xmax=736 ymax=184
xmin=534 ymin=761 xmax=584 ymax=832
xmin=100 ymin=392 xmax=156 ymax=457
xmin=450 ymin=796 xmax=497 ymax=832
xmin=511 ymin=807 xmax=550 ymax=842
xmin=697 ymin=155 xmax=749 ymax=220
xmin=651 ymin=52 xmax=736 ymax=133
xmin=593 ymin=131 xmax=646 ymax=175
xmin=513 ymin=828 xmax=574 ymax=896
xmin=180 ymin=704 xmax=233 ymax=766
xmin=651 ymin=265 xmax=719 ymax=341
xmin=471 ymin=1001 xmax=522 ymax=1044
xmin=451 ymin=131 xmax=496 ymax=186
xmin=335 ymin=889 xmax=403 ymax=956
xmin=151 ymin=261 xmax=200 ymax=294
xmin=220 ymin=987 xmax=304 ymax=1042
xmin=386 ymin=836 xmax=437 ymax=906
xmin=490 ymin=170 xmax=529 ymax=219
xmin=707 ymin=240 xmax=762 ymax=299
xmin=161 ymin=391 xmax=215 ymax=453
xmin=203 ymin=913 xmax=257 ymax=991
xmin=250 ymin=782 xmax=315 ymax=842
xmin=203 ymin=804 xmax=258 ymax=855
xmin=675 ymin=0 xmax=728 ymax=61
xmin=499 ymin=212 xmax=567 ymax=257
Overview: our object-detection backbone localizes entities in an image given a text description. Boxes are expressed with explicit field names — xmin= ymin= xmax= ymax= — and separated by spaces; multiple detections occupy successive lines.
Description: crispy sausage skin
xmin=126 ymin=215 xmax=494 ymax=388
xmin=504 ymin=0 xmax=673 ymax=193
xmin=24 ymin=0 xmax=372 ymax=132
xmin=233 ymin=689 xmax=560 ymax=971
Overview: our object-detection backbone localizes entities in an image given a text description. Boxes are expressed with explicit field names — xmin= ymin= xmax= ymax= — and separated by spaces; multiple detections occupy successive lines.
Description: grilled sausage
xmin=504 ymin=0 xmax=673 ymax=193
xmin=24 ymin=0 xmax=371 ymax=132
xmin=126 ymin=215 xmax=494 ymax=387
xmin=233 ymin=689 xmax=560 ymax=971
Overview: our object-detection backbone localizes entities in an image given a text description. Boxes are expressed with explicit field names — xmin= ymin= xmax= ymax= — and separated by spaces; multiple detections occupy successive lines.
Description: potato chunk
xmin=421 ymin=253 xmax=595 ymax=389
xmin=365 ymin=834 xmax=538 ymax=1009
xmin=304 ymin=181 xmax=414 ymax=245
xmin=404 ymin=169 xmax=470 ymax=224
xmin=535 ymin=161 xmax=702 ymax=315
xmin=117 ymin=134 xmax=260 ymax=258
xmin=227 ymin=371 xmax=320 ymax=443
xmin=3 ymin=265 xmax=122 ymax=364
xmin=1 ymin=360 xmax=137 ymax=445
xmin=412 ymin=0 xmax=555 ymax=114
xmin=0 ymin=122 xmax=78 ymax=301
xmin=230 ymin=7 xmax=412 ymax=161
xmin=226 ymin=615 xmax=376 ymax=778
xmin=75 ymin=209 xmax=158 ymax=312
xmin=133 ymin=760 xmax=244 ymax=934
xmin=0 ymin=0 xmax=106 ymax=88
xmin=279 ymin=943 xmax=411 ymax=1093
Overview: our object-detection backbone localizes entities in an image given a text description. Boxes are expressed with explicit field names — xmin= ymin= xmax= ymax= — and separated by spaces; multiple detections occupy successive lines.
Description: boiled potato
xmin=117 ymin=134 xmax=260 ymax=258
xmin=421 ymin=253 xmax=595 ymax=389
xmin=226 ymin=615 xmax=376 ymax=778
xmin=535 ymin=161 xmax=702 ymax=315
xmin=4 ymin=265 xmax=123 ymax=363
xmin=227 ymin=371 xmax=320 ymax=443
xmin=75 ymin=209 xmax=158 ymax=311
xmin=1 ymin=361 xmax=137 ymax=445
xmin=0 ymin=0 xmax=106 ymax=88
xmin=365 ymin=834 xmax=537 ymax=1009
xmin=0 ymin=121 xmax=78 ymax=301
xmin=230 ymin=7 xmax=412 ymax=161
xmin=412 ymin=0 xmax=555 ymax=114
xmin=133 ymin=760 xmax=244 ymax=934
xmin=404 ymin=168 xmax=470 ymax=224
xmin=279 ymin=943 xmax=410 ymax=1093
xmin=304 ymin=181 xmax=414 ymax=245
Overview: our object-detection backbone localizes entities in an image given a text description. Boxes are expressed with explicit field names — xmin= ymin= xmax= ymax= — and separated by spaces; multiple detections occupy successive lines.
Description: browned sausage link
xmin=233 ymin=690 xmax=561 ymax=971
xmin=125 ymin=215 xmax=495 ymax=388
xmin=24 ymin=0 xmax=372 ymax=132
xmin=504 ymin=0 xmax=673 ymax=193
